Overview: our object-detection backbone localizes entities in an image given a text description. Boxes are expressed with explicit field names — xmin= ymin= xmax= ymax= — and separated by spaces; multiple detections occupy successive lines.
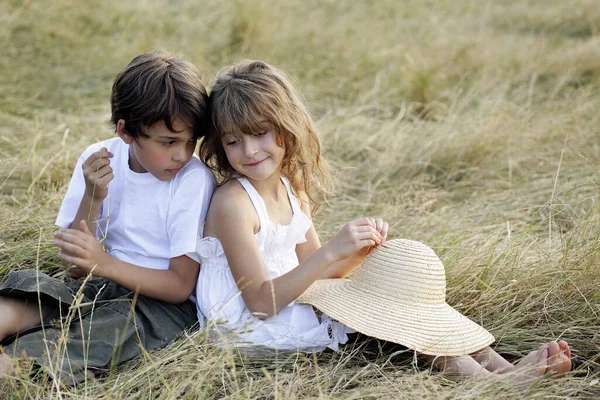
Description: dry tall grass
xmin=1 ymin=0 xmax=599 ymax=398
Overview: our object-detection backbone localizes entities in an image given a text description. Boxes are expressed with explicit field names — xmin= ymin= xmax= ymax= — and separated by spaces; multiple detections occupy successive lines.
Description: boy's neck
xmin=128 ymin=147 xmax=147 ymax=174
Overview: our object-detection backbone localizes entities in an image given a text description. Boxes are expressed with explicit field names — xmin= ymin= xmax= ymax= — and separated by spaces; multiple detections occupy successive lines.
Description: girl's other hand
xmin=326 ymin=218 xmax=383 ymax=262
xmin=82 ymin=147 xmax=114 ymax=201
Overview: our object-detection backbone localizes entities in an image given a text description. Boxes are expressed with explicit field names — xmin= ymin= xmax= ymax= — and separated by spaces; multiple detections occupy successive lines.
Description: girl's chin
xmin=242 ymin=170 xmax=280 ymax=182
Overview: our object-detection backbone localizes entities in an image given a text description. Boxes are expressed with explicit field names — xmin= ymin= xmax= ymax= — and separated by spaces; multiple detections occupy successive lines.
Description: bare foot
xmin=547 ymin=340 xmax=571 ymax=378
xmin=0 ymin=353 xmax=14 ymax=377
xmin=509 ymin=343 xmax=550 ymax=383
xmin=558 ymin=340 xmax=571 ymax=358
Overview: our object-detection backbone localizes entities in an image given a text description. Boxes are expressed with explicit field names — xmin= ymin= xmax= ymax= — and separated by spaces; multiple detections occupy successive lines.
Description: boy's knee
xmin=0 ymin=296 xmax=51 ymax=340
xmin=0 ymin=296 xmax=23 ymax=338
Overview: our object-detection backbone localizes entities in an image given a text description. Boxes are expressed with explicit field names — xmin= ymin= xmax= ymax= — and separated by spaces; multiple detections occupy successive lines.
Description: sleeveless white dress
xmin=195 ymin=177 xmax=354 ymax=351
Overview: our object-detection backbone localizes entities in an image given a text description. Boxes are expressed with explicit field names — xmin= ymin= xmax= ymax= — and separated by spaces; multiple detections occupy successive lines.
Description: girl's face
xmin=221 ymin=120 xmax=285 ymax=182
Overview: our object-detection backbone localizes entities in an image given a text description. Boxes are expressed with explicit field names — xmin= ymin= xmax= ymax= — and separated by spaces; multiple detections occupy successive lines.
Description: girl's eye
xmin=225 ymin=139 xmax=238 ymax=146
xmin=256 ymin=131 xmax=267 ymax=136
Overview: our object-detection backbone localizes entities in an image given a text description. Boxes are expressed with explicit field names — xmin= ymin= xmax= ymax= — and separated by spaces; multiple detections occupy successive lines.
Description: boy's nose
xmin=172 ymin=146 xmax=188 ymax=162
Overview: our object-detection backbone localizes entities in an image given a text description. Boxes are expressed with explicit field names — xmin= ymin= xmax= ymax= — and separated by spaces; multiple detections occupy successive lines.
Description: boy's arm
xmin=69 ymin=147 xmax=114 ymax=233
xmin=69 ymin=193 xmax=102 ymax=234
xmin=55 ymin=163 xmax=213 ymax=301
xmin=55 ymin=220 xmax=198 ymax=303
xmin=56 ymin=147 xmax=114 ymax=233
xmin=56 ymin=146 xmax=113 ymax=277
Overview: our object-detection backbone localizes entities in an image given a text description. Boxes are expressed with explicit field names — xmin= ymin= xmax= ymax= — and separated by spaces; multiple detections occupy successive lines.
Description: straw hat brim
xmin=297 ymin=279 xmax=495 ymax=356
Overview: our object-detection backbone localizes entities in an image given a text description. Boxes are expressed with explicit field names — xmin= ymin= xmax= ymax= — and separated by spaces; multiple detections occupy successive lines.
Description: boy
xmin=0 ymin=49 xmax=214 ymax=383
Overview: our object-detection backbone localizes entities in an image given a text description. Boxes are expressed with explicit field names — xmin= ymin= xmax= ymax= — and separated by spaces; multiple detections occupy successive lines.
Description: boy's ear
xmin=116 ymin=119 xmax=134 ymax=145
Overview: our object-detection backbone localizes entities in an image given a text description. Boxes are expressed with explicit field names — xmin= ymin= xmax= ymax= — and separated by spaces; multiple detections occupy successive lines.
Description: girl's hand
xmin=54 ymin=220 xmax=109 ymax=276
xmin=325 ymin=218 xmax=383 ymax=262
xmin=355 ymin=217 xmax=389 ymax=258
xmin=82 ymin=147 xmax=114 ymax=201
xmin=370 ymin=217 xmax=388 ymax=243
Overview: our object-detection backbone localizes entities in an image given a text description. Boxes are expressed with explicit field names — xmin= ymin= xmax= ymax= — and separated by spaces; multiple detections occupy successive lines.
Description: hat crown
xmin=297 ymin=238 xmax=495 ymax=356
xmin=352 ymin=239 xmax=446 ymax=305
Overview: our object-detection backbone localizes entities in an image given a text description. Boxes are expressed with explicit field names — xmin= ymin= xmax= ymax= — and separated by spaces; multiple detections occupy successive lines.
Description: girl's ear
xmin=116 ymin=119 xmax=134 ymax=145
xmin=276 ymin=132 xmax=284 ymax=147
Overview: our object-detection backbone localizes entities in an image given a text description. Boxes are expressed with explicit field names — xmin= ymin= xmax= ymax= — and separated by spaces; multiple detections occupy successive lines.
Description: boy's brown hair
xmin=110 ymin=49 xmax=208 ymax=139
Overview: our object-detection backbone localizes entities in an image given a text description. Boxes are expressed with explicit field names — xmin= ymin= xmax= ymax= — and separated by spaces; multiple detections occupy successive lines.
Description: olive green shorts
xmin=0 ymin=269 xmax=197 ymax=384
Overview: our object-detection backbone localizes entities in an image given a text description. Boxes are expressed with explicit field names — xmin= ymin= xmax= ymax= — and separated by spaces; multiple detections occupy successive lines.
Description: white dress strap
xmin=281 ymin=176 xmax=302 ymax=215
xmin=237 ymin=177 xmax=270 ymax=231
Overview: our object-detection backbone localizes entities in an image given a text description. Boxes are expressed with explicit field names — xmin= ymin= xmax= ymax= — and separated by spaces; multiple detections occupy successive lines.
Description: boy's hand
xmin=54 ymin=220 xmax=109 ymax=276
xmin=83 ymin=147 xmax=114 ymax=201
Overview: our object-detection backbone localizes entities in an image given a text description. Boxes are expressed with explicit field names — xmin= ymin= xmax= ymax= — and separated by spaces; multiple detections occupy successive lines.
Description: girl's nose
xmin=244 ymin=138 xmax=259 ymax=157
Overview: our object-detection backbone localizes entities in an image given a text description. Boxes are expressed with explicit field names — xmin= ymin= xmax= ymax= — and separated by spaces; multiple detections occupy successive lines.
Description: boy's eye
xmin=163 ymin=141 xmax=175 ymax=146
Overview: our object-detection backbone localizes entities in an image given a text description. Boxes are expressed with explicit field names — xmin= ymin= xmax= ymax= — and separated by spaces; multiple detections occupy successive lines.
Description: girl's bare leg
xmin=423 ymin=346 xmax=551 ymax=384
xmin=470 ymin=346 xmax=514 ymax=373
xmin=421 ymin=341 xmax=570 ymax=385
xmin=422 ymin=354 xmax=493 ymax=377
xmin=471 ymin=341 xmax=571 ymax=378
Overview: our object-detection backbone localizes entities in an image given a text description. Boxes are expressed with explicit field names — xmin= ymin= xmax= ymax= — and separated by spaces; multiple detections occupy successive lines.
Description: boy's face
xmin=118 ymin=118 xmax=196 ymax=181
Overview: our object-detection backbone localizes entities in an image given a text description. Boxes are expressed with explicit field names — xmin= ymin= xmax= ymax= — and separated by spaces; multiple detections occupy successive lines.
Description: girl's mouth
xmin=245 ymin=158 xmax=266 ymax=167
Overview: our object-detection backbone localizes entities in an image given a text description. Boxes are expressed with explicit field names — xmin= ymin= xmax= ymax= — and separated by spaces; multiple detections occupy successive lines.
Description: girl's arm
xmin=296 ymin=225 xmax=367 ymax=279
xmin=295 ymin=192 xmax=389 ymax=279
xmin=54 ymin=219 xmax=198 ymax=304
xmin=210 ymin=184 xmax=382 ymax=319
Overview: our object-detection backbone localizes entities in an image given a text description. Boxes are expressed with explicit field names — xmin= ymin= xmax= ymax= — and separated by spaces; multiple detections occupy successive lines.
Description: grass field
xmin=1 ymin=0 xmax=600 ymax=398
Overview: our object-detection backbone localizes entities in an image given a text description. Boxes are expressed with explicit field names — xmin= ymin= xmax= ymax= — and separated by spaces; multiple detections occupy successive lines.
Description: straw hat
xmin=296 ymin=239 xmax=495 ymax=356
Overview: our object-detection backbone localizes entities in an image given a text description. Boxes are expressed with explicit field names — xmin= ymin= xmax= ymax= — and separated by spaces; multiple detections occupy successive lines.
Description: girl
xmin=195 ymin=60 xmax=571 ymax=382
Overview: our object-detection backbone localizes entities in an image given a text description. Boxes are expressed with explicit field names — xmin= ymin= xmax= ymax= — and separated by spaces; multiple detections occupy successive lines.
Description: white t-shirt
xmin=56 ymin=137 xmax=215 ymax=271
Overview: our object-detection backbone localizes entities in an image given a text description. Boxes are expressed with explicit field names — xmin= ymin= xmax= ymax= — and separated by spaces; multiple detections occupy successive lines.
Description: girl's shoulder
xmin=206 ymin=179 xmax=262 ymax=240
xmin=208 ymin=180 xmax=259 ymax=231
xmin=211 ymin=180 xmax=251 ymax=211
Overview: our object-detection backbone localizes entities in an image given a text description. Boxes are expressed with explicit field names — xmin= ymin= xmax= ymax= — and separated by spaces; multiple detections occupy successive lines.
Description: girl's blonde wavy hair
xmin=200 ymin=60 xmax=333 ymax=211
